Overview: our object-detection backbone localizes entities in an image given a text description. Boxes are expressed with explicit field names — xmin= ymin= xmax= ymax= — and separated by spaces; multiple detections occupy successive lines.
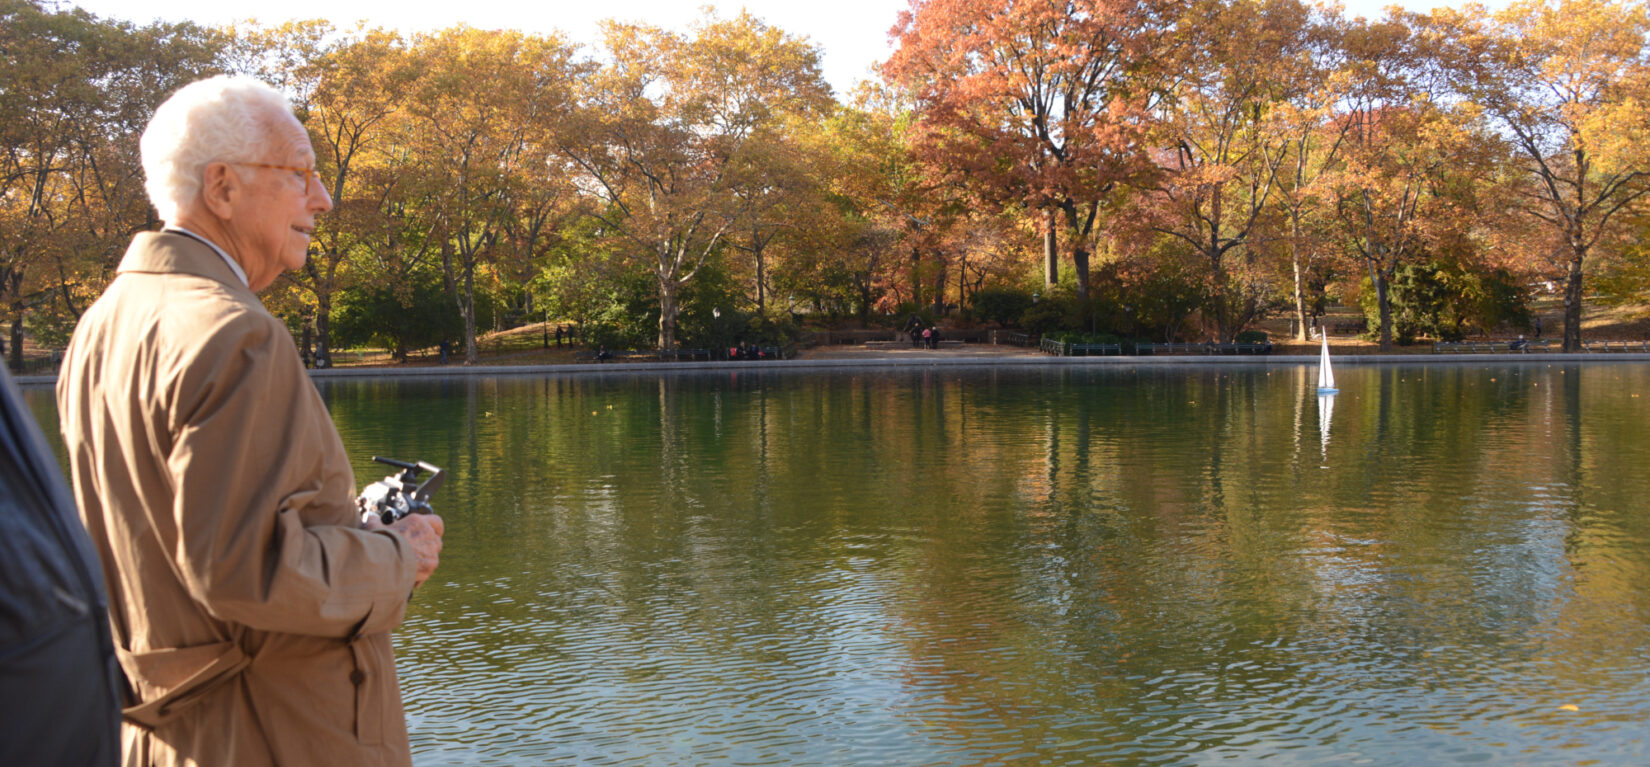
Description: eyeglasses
xmin=234 ymin=162 xmax=328 ymax=190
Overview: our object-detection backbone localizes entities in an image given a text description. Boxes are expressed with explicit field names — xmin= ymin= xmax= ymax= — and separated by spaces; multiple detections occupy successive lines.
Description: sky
xmin=71 ymin=0 xmax=1511 ymax=96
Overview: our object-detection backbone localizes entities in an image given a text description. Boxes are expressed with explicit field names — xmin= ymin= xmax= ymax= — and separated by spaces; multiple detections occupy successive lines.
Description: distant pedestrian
xmin=438 ymin=339 xmax=450 ymax=364
xmin=554 ymin=325 xmax=564 ymax=346
xmin=1534 ymin=315 xmax=1542 ymax=338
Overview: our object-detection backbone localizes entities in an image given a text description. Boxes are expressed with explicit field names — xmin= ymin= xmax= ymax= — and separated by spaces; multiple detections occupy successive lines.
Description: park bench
xmin=576 ymin=349 xmax=652 ymax=362
xmin=1210 ymin=342 xmax=1273 ymax=355
xmin=1432 ymin=340 xmax=1552 ymax=354
xmin=1583 ymin=340 xmax=1650 ymax=352
xmin=725 ymin=344 xmax=792 ymax=360
xmin=1040 ymin=338 xmax=1124 ymax=356
xmin=656 ymin=348 xmax=712 ymax=361
xmin=1036 ymin=338 xmax=1128 ymax=356
xmin=1136 ymin=341 xmax=1272 ymax=355
xmin=1067 ymin=342 xmax=1122 ymax=356
xmin=1136 ymin=342 xmax=1200 ymax=355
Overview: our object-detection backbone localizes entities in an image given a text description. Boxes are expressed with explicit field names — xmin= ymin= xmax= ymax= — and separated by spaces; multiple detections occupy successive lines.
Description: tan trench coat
xmin=57 ymin=232 xmax=421 ymax=767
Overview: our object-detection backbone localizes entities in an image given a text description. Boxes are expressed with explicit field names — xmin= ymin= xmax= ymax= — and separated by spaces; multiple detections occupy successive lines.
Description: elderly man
xmin=57 ymin=75 xmax=444 ymax=766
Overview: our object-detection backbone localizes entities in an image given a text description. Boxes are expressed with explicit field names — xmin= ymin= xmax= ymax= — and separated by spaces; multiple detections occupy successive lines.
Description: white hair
xmin=140 ymin=75 xmax=294 ymax=223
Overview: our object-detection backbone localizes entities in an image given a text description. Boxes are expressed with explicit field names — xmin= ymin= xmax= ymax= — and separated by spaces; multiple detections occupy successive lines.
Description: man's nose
xmin=310 ymin=177 xmax=333 ymax=213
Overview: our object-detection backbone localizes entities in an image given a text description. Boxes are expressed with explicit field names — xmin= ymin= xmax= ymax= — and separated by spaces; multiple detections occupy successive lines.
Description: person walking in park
xmin=55 ymin=75 xmax=444 ymax=767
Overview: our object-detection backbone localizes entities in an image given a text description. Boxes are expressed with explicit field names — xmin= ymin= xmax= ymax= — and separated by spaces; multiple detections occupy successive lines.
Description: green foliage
xmin=1471 ymin=267 xmax=1532 ymax=333
xmin=1362 ymin=260 xmax=1532 ymax=343
xmin=583 ymin=269 xmax=659 ymax=350
xmin=1019 ymin=292 xmax=1079 ymax=336
xmin=674 ymin=259 xmax=752 ymax=348
xmin=561 ymin=257 xmax=805 ymax=352
xmin=1235 ymin=330 xmax=1269 ymax=344
xmin=1088 ymin=257 xmax=1208 ymax=342
xmin=332 ymin=269 xmax=492 ymax=354
xmin=772 ymin=260 xmax=864 ymax=321
xmin=970 ymin=286 xmax=1035 ymax=327
xmin=892 ymin=303 xmax=937 ymax=329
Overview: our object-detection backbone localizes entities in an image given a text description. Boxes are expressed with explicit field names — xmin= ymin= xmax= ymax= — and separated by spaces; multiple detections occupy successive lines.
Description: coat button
xmin=350 ymin=669 xmax=366 ymax=686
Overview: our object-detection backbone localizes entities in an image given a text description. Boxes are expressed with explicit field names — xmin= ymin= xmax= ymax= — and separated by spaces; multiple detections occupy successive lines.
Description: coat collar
xmin=117 ymin=231 xmax=257 ymax=298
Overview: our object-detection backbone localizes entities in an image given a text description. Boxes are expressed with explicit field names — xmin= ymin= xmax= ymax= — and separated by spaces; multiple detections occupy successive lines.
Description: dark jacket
xmin=0 ymin=363 xmax=121 ymax=766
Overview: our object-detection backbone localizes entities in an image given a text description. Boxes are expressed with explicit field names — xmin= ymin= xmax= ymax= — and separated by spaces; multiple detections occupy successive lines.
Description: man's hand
xmin=365 ymin=513 xmax=445 ymax=588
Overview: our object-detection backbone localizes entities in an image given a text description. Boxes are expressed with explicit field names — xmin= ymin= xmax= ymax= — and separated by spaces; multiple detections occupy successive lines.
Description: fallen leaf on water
xmin=1558 ymin=704 xmax=1580 ymax=712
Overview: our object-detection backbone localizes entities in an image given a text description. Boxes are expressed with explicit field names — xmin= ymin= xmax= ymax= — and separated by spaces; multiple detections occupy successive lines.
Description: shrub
xmin=971 ymin=287 xmax=1035 ymax=327
xmin=1020 ymin=298 xmax=1075 ymax=336
xmin=333 ymin=270 xmax=490 ymax=356
xmin=1362 ymin=260 xmax=1530 ymax=343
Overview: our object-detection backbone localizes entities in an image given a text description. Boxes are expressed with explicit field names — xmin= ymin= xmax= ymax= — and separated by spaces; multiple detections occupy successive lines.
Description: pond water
xmin=24 ymin=363 xmax=1650 ymax=765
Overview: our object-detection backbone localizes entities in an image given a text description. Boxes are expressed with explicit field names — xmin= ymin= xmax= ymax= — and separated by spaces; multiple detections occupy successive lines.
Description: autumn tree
xmin=1321 ymin=12 xmax=1492 ymax=349
xmin=402 ymin=26 xmax=579 ymax=363
xmin=885 ymin=0 xmax=1175 ymax=301
xmin=691 ymin=14 xmax=835 ymax=314
xmin=1433 ymin=0 xmax=1650 ymax=351
xmin=560 ymin=12 xmax=830 ymax=348
xmin=240 ymin=23 xmax=426 ymax=366
xmin=1138 ymin=0 xmax=1318 ymax=341
xmin=792 ymin=93 xmax=915 ymax=320
xmin=1270 ymin=9 xmax=1357 ymax=341
xmin=0 ymin=1 xmax=221 ymax=370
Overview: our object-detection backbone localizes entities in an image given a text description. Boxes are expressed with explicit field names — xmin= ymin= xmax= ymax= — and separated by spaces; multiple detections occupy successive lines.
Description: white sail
xmin=1317 ymin=335 xmax=1337 ymax=393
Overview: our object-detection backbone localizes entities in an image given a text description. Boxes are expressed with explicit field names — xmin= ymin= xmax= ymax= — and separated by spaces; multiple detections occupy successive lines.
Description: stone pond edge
xmin=15 ymin=351 xmax=1650 ymax=386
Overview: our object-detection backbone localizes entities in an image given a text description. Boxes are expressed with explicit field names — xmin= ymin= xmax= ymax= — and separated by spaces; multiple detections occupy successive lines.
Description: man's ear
xmin=199 ymin=161 xmax=239 ymax=219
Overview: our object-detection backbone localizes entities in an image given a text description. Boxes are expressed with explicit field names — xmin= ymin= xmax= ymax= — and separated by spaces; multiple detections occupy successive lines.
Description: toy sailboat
xmin=1316 ymin=334 xmax=1338 ymax=395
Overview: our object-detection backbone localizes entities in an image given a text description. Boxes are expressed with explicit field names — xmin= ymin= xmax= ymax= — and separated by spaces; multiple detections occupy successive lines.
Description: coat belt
xmin=115 ymin=640 xmax=251 ymax=729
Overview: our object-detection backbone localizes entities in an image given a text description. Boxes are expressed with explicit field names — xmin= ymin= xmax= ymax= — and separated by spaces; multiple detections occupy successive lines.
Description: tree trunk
xmin=314 ymin=292 xmax=333 ymax=369
xmin=754 ymin=224 xmax=766 ymax=314
xmin=1061 ymin=201 xmax=1098 ymax=302
xmin=1043 ymin=210 xmax=1058 ymax=288
xmin=460 ymin=267 xmax=478 ymax=365
xmin=659 ymin=280 xmax=679 ymax=350
xmin=932 ymin=264 xmax=946 ymax=315
xmin=1073 ymin=243 xmax=1090 ymax=302
xmin=1372 ymin=261 xmax=1393 ymax=351
xmin=1562 ymin=247 xmax=1585 ymax=353
xmin=8 ymin=315 xmax=22 ymax=372
xmin=909 ymin=246 xmax=923 ymax=310
xmin=1209 ymin=244 xmax=1230 ymax=342
xmin=1291 ymin=214 xmax=1309 ymax=341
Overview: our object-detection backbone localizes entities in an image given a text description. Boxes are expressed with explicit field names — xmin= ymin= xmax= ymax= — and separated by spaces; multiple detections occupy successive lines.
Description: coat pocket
xmin=116 ymin=640 xmax=251 ymax=729
xmin=346 ymin=634 xmax=385 ymax=744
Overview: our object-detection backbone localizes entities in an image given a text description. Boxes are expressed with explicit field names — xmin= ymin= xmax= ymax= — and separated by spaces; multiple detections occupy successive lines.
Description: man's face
xmin=225 ymin=111 xmax=332 ymax=290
